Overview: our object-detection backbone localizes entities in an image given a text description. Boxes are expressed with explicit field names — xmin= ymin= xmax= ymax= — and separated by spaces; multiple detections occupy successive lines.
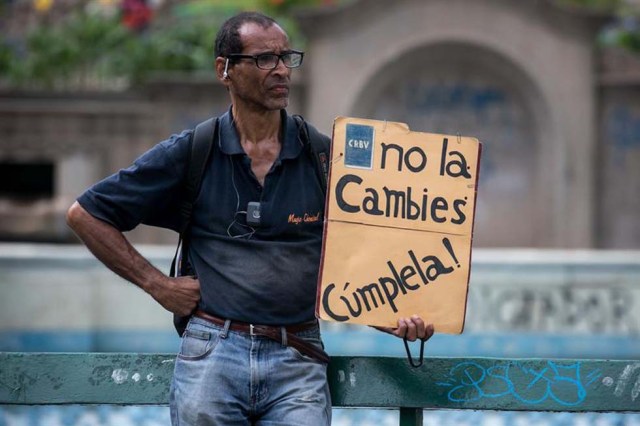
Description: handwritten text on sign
xmin=316 ymin=117 xmax=482 ymax=332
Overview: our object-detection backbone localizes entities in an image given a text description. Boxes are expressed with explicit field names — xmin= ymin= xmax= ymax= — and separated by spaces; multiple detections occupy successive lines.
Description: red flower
xmin=122 ymin=0 xmax=153 ymax=31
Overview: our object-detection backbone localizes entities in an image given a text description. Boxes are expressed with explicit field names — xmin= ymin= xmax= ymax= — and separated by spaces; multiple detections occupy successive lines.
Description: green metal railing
xmin=1 ymin=353 xmax=639 ymax=425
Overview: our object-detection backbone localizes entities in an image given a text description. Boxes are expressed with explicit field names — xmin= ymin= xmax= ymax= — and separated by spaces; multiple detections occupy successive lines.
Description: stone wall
xmin=1 ymin=244 xmax=638 ymax=358
xmin=0 ymin=91 xmax=157 ymax=242
xmin=1 ymin=0 xmax=639 ymax=248
xmin=298 ymin=0 xmax=606 ymax=248
xmin=598 ymin=49 xmax=640 ymax=248
xmin=0 ymin=76 xmax=304 ymax=243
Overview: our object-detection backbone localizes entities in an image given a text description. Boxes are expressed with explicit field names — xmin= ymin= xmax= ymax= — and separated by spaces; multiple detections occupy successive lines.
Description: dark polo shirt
xmin=78 ymin=108 xmax=326 ymax=325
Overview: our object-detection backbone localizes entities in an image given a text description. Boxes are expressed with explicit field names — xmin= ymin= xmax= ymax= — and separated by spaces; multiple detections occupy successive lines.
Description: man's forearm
xmin=66 ymin=202 xmax=201 ymax=316
xmin=65 ymin=201 xmax=165 ymax=292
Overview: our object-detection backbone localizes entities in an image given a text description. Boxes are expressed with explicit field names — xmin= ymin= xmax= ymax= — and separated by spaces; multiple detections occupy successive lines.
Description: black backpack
xmin=170 ymin=115 xmax=330 ymax=336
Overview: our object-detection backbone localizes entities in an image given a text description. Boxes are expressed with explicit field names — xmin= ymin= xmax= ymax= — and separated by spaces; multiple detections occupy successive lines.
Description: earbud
xmin=223 ymin=58 xmax=230 ymax=80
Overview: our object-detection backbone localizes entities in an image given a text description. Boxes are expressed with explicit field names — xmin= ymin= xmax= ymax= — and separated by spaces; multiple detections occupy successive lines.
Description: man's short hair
xmin=214 ymin=12 xmax=279 ymax=59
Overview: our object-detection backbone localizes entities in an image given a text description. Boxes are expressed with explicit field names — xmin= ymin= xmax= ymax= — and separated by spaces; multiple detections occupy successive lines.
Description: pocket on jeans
xmin=178 ymin=328 xmax=217 ymax=360
xmin=287 ymin=336 xmax=326 ymax=364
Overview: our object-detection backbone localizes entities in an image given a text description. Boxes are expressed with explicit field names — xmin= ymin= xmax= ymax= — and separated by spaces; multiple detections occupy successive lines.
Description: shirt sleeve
xmin=76 ymin=130 xmax=193 ymax=232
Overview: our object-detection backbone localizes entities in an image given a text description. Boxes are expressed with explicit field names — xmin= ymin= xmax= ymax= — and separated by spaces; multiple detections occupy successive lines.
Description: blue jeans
xmin=169 ymin=316 xmax=331 ymax=425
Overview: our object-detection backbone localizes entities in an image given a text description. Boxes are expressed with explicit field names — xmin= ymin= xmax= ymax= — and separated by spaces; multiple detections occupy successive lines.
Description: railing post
xmin=399 ymin=407 xmax=423 ymax=426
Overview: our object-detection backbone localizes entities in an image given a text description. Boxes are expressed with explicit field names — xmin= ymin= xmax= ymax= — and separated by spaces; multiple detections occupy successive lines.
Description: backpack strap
xmin=180 ymin=117 xmax=218 ymax=234
xmin=293 ymin=115 xmax=330 ymax=194
xmin=170 ymin=117 xmax=218 ymax=278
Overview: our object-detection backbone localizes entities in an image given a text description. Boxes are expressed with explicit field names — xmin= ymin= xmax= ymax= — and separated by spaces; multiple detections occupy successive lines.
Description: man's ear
xmin=215 ymin=57 xmax=230 ymax=83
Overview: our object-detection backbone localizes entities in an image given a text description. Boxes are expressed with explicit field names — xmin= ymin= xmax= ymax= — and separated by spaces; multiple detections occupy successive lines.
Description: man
xmin=67 ymin=11 xmax=433 ymax=425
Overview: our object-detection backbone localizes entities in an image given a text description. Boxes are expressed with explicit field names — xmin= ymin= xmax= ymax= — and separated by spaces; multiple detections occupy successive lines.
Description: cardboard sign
xmin=316 ymin=117 xmax=482 ymax=333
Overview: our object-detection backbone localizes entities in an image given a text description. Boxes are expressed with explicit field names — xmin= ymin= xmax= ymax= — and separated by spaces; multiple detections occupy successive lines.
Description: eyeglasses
xmin=226 ymin=51 xmax=304 ymax=70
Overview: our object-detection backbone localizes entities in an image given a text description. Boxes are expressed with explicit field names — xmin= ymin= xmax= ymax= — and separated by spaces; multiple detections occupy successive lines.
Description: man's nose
xmin=272 ymin=57 xmax=289 ymax=74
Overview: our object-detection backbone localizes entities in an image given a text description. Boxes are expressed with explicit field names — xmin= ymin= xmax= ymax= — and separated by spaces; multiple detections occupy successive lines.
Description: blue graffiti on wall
xmin=404 ymin=83 xmax=506 ymax=116
xmin=401 ymin=82 xmax=517 ymax=181
xmin=606 ymin=105 xmax=640 ymax=151
xmin=437 ymin=361 xmax=601 ymax=406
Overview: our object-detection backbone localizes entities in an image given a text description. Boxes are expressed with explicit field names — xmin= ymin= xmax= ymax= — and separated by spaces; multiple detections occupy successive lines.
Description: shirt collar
xmin=218 ymin=107 xmax=304 ymax=160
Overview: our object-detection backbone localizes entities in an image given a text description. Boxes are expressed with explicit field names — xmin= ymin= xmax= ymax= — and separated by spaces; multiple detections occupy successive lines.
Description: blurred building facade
xmin=0 ymin=0 xmax=639 ymax=248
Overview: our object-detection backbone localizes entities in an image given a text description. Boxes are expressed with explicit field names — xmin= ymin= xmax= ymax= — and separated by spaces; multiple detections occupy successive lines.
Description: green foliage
xmin=116 ymin=18 xmax=220 ymax=84
xmin=259 ymin=0 xmax=333 ymax=14
xmin=1 ymin=9 xmax=219 ymax=89
xmin=0 ymin=43 xmax=12 ymax=76
xmin=600 ymin=18 xmax=640 ymax=52
xmin=5 ymin=12 xmax=134 ymax=89
xmin=616 ymin=28 xmax=640 ymax=50
xmin=559 ymin=0 xmax=640 ymax=53
xmin=1 ymin=0 xmax=331 ymax=90
xmin=558 ymin=0 xmax=623 ymax=11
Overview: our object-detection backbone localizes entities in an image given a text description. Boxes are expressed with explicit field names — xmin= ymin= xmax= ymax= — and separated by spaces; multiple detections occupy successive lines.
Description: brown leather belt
xmin=194 ymin=310 xmax=330 ymax=364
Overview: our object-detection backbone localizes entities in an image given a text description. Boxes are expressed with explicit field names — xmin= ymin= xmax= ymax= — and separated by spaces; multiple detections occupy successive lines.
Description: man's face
xmin=227 ymin=22 xmax=292 ymax=112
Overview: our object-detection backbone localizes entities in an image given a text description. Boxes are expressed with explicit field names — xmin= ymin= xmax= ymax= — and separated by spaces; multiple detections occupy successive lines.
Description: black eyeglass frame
xmin=225 ymin=50 xmax=304 ymax=70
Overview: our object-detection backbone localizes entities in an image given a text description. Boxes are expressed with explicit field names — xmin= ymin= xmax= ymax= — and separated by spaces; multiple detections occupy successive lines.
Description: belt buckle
xmin=250 ymin=324 xmax=255 ymax=336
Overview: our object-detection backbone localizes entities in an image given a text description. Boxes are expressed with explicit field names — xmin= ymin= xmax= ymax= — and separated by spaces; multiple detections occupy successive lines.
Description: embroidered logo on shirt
xmin=288 ymin=212 xmax=321 ymax=225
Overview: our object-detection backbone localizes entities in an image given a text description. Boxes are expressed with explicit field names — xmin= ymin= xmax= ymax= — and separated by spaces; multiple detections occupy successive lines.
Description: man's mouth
xmin=269 ymin=84 xmax=289 ymax=92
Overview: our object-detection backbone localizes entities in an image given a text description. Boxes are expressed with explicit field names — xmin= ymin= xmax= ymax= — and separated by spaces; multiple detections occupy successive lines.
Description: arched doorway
xmin=351 ymin=42 xmax=551 ymax=247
